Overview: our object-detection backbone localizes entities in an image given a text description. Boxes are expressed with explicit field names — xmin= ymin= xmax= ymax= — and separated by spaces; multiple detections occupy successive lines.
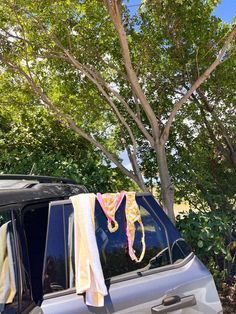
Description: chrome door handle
xmin=151 ymin=295 xmax=196 ymax=313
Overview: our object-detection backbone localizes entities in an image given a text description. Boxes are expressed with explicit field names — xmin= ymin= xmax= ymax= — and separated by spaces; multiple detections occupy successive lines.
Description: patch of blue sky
xmin=213 ymin=0 xmax=236 ymax=23
xmin=125 ymin=0 xmax=141 ymax=16
xmin=124 ymin=0 xmax=236 ymax=24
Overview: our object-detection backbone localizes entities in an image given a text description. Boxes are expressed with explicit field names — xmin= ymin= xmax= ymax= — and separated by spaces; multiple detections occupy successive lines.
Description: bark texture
xmin=155 ymin=144 xmax=175 ymax=222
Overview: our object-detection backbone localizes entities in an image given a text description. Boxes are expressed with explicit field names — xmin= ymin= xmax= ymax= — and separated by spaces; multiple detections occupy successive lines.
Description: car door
xmin=41 ymin=194 xmax=222 ymax=314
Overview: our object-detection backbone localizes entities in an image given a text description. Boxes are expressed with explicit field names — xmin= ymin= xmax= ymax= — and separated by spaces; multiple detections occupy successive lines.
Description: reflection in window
xmin=95 ymin=201 xmax=171 ymax=278
xmin=0 ymin=211 xmax=17 ymax=313
xmin=14 ymin=212 xmax=32 ymax=311
xmin=43 ymin=205 xmax=66 ymax=294
xmin=171 ymin=239 xmax=192 ymax=263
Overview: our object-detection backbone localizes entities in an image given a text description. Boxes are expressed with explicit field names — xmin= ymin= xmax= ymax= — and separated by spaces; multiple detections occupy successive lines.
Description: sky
xmin=125 ymin=0 xmax=236 ymax=23
xmin=213 ymin=0 xmax=236 ymax=23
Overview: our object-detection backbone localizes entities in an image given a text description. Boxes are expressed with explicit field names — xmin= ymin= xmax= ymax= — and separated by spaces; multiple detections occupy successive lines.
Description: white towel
xmin=70 ymin=193 xmax=108 ymax=307
xmin=0 ymin=221 xmax=16 ymax=311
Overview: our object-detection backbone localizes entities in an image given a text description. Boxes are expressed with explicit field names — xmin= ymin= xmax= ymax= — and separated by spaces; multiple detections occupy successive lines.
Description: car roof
xmin=0 ymin=174 xmax=77 ymax=185
xmin=0 ymin=175 xmax=87 ymax=207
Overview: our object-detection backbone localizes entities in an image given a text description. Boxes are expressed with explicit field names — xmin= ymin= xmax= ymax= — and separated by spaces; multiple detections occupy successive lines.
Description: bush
xmin=176 ymin=209 xmax=236 ymax=288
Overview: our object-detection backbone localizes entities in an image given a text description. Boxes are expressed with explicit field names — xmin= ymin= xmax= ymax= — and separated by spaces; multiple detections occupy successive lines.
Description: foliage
xmin=168 ymin=106 xmax=236 ymax=210
xmin=0 ymin=103 xmax=136 ymax=192
xmin=0 ymin=0 xmax=235 ymax=218
xmin=137 ymin=0 xmax=236 ymax=208
xmin=176 ymin=209 xmax=236 ymax=287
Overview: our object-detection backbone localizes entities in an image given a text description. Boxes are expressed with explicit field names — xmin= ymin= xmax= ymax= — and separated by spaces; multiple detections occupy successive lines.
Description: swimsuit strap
xmin=126 ymin=219 xmax=146 ymax=263
xmin=124 ymin=192 xmax=146 ymax=263
xmin=96 ymin=192 xmax=125 ymax=233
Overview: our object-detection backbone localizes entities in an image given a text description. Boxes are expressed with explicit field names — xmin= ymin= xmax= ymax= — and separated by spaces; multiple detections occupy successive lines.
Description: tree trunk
xmin=155 ymin=143 xmax=175 ymax=223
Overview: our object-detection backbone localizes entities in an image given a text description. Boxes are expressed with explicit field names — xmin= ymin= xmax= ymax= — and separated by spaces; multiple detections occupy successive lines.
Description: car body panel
xmin=41 ymin=250 xmax=222 ymax=314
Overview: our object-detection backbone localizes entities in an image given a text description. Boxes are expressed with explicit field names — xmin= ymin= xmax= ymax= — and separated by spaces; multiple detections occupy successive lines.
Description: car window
xmin=94 ymin=201 xmax=171 ymax=278
xmin=0 ymin=210 xmax=18 ymax=314
xmin=43 ymin=195 xmax=192 ymax=294
xmin=13 ymin=211 xmax=33 ymax=312
xmin=23 ymin=204 xmax=49 ymax=304
xmin=171 ymin=238 xmax=192 ymax=263
xmin=139 ymin=195 xmax=192 ymax=263
xmin=43 ymin=205 xmax=66 ymax=294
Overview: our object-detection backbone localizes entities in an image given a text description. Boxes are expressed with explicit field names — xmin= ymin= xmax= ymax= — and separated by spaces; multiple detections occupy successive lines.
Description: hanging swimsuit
xmin=125 ymin=192 xmax=146 ymax=263
xmin=97 ymin=192 xmax=146 ymax=263
xmin=96 ymin=192 xmax=125 ymax=232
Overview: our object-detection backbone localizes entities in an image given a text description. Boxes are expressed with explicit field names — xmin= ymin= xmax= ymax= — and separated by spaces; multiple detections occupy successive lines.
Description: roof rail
xmin=0 ymin=174 xmax=77 ymax=184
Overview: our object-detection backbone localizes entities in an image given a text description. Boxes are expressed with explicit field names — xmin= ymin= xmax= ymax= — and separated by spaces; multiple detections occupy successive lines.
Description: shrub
xmin=176 ymin=209 xmax=236 ymax=288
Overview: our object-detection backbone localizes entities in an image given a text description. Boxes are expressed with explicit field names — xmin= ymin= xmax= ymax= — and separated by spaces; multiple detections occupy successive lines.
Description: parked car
xmin=0 ymin=175 xmax=223 ymax=314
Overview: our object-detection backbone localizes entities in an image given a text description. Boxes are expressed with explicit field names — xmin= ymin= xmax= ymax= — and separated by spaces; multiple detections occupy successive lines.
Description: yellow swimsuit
xmin=97 ymin=192 xmax=146 ymax=263
xmin=125 ymin=192 xmax=146 ymax=263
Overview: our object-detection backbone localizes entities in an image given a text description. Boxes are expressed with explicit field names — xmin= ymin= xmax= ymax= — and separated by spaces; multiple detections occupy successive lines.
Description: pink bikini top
xmin=96 ymin=192 xmax=125 ymax=232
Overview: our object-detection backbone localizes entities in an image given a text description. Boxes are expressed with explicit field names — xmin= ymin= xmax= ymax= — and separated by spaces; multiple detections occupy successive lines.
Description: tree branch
xmin=0 ymin=27 xmax=31 ymax=44
xmin=0 ymin=54 xmax=148 ymax=188
xmin=162 ymin=25 xmax=236 ymax=143
xmin=197 ymin=88 xmax=236 ymax=168
xmin=49 ymin=35 xmax=155 ymax=146
xmin=191 ymin=93 xmax=236 ymax=169
xmin=125 ymin=141 xmax=148 ymax=191
xmin=85 ymin=64 xmax=155 ymax=145
xmin=103 ymin=0 xmax=160 ymax=142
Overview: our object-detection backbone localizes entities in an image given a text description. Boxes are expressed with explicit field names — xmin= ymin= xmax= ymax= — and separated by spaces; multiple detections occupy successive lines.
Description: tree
xmin=0 ymin=0 xmax=235 ymax=221
xmin=0 ymin=99 xmax=135 ymax=192
xmin=169 ymin=111 xmax=236 ymax=211
xmin=137 ymin=1 xmax=236 ymax=210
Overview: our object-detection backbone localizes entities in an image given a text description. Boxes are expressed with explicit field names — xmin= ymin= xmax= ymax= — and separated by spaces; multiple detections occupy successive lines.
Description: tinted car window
xmin=171 ymin=239 xmax=192 ymax=263
xmin=14 ymin=211 xmax=32 ymax=312
xmin=140 ymin=195 xmax=192 ymax=263
xmin=43 ymin=205 xmax=66 ymax=294
xmin=43 ymin=195 xmax=192 ymax=294
xmin=23 ymin=205 xmax=49 ymax=303
xmin=95 ymin=200 xmax=171 ymax=278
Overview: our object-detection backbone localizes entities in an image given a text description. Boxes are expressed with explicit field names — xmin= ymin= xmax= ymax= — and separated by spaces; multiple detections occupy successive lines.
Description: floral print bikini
xmin=97 ymin=191 xmax=146 ymax=263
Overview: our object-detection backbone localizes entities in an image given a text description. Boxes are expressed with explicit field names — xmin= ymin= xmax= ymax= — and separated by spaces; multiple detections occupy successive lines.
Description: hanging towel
xmin=97 ymin=192 xmax=146 ymax=263
xmin=97 ymin=192 xmax=125 ymax=232
xmin=0 ymin=221 xmax=17 ymax=312
xmin=70 ymin=194 xmax=108 ymax=307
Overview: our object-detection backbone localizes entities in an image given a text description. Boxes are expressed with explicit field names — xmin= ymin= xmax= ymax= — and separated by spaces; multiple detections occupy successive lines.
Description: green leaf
xmin=197 ymin=240 xmax=204 ymax=248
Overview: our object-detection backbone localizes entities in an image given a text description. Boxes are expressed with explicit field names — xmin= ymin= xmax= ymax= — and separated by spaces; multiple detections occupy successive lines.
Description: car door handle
xmin=151 ymin=295 xmax=196 ymax=313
